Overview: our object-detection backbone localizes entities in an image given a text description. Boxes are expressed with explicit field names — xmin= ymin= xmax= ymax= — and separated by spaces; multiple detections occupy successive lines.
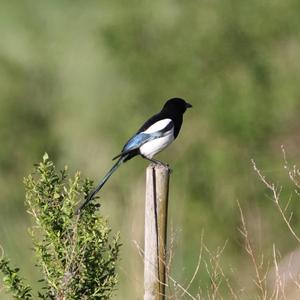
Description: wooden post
xmin=144 ymin=164 xmax=170 ymax=300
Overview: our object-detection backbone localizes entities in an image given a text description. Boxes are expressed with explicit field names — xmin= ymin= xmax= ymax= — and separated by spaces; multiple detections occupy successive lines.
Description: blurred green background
xmin=1 ymin=0 xmax=300 ymax=299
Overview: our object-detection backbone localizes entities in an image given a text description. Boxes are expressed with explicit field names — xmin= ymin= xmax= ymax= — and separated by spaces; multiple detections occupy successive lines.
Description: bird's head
xmin=162 ymin=98 xmax=192 ymax=114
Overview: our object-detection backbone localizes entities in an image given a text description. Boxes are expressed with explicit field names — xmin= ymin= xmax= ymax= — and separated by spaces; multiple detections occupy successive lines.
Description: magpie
xmin=77 ymin=97 xmax=192 ymax=213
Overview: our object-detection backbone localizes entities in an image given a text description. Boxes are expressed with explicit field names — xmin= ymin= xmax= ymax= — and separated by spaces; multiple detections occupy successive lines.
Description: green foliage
xmin=0 ymin=258 xmax=32 ymax=300
xmin=1 ymin=154 xmax=120 ymax=299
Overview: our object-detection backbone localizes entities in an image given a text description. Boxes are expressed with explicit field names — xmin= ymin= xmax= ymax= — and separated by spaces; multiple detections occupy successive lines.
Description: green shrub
xmin=0 ymin=154 xmax=121 ymax=299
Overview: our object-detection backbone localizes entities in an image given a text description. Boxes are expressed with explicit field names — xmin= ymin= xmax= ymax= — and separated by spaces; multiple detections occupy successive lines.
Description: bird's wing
xmin=142 ymin=118 xmax=173 ymax=133
xmin=113 ymin=119 xmax=174 ymax=160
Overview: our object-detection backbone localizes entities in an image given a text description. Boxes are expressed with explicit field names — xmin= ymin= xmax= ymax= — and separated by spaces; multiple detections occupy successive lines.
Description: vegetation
xmin=0 ymin=154 xmax=120 ymax=299
xmin=1 ymin=1 xmax=300 ymax=299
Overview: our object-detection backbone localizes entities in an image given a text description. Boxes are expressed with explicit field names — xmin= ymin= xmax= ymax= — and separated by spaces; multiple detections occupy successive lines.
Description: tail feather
xmin=76 ymin=156 xmax=125 ymax=213
xmin=112 ymin=149 xmax=131 ymax=160
xmin=112 ymin=153 xmax=121 ymax=160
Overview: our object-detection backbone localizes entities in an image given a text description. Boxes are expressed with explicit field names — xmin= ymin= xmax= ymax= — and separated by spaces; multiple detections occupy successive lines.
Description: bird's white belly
xmin=140 ymin=131 xmax=174 ymax=159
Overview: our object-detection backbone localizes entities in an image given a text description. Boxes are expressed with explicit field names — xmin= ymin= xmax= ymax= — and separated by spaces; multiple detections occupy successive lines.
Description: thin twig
xmin=182 ymin=232 xmax=203 ymax=296
xmin=238 ymin=200 xmax=268 ymax=300
xmin=134 ymin=240 xmax=198 ymax=299
xmin=252 ymin=159 xmax=300 ymax=243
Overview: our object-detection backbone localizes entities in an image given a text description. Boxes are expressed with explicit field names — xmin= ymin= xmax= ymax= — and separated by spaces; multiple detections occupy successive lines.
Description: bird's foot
xmin=142 ymin=155 xmax=171 ymax=171
xmin=156 ymin=161 xmax=172 ymax=173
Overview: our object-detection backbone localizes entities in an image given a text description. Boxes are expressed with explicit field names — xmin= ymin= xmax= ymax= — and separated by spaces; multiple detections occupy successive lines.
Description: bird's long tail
xmin=76 ymin=156 xmax=125 ymax=213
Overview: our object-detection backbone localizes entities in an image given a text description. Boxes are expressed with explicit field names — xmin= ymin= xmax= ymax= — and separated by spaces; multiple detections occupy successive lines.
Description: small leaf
xmin=53 ymin=192 xmax=60 ymax=199
xmin=42 ymin=153 xmax=49 ymax=162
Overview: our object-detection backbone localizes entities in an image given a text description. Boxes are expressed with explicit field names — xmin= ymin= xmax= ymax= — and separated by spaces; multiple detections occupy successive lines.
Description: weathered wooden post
xmin=144 ymin=164 xmax=170 ymax=300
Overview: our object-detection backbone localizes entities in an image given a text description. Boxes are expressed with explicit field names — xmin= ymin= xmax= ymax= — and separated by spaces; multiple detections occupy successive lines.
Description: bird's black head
xmin=162 ymin=97 xmax=192 ymax=114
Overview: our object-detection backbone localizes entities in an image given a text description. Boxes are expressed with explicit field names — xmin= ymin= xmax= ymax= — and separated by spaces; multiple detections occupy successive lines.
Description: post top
xmin=147 ymin=163 xmax=170 ymax=171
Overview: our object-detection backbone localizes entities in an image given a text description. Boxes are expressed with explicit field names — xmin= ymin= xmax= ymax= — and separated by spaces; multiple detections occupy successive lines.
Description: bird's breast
xmin=139 ymin=129 xmax=174 ymax=159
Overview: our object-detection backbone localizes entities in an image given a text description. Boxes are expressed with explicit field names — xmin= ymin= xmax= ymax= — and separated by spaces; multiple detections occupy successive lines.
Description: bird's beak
xmin=185 ymin=102 xmax=192 ymax=109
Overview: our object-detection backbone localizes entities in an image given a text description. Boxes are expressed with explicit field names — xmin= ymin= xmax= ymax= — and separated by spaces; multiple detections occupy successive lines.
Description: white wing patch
xmin=143 ymin=118 xmax=172 ymax=133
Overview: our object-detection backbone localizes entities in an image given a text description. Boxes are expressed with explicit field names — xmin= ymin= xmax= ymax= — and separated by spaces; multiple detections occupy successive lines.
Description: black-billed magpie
xmin=77 ymin=97 xmax=192 ymax=212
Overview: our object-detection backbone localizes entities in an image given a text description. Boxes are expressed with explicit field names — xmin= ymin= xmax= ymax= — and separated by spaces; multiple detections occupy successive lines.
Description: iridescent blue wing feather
xmin=123 ymin=132 xmax=160 ymax=152
xmin=113 ymin=131 xmax=163 ymax=160
xmin=113 ymin=119 xmax=174 ymax=160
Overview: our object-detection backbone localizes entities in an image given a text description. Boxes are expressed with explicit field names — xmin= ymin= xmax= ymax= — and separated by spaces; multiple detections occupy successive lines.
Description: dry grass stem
xmin=238 ymin=201 xmax=268 ymax=300
xmin=251 ymin=159 xmax=300 ymax=243
xmin=134 ymin=238 xmax=200 ymax=299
